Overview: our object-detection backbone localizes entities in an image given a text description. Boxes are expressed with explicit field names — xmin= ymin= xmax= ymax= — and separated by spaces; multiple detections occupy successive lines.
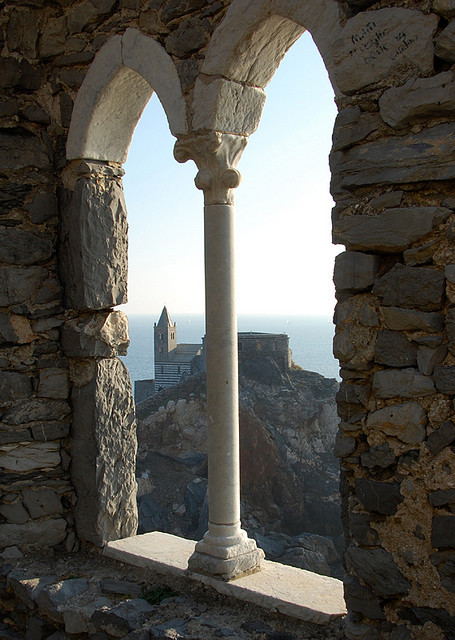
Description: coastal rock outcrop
xmin=135 ymin=358 xmax=341 ymax=576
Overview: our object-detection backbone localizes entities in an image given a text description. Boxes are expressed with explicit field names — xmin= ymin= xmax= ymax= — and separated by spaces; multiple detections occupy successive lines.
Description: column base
xmin=187 ymin=527 xmax=264 ymax=580
xmin=188 ymin=546 xmax=264 ymax=581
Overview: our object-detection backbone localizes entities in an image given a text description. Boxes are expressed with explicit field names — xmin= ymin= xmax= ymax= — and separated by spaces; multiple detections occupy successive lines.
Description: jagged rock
xmin=366 ymin=402 xmax=426 ymax=443
xmin=354 ymin=478 xmax=403 ymax=515
xmin=432 ymin=516 xmax=455 ymax=548
xmin=373 ymin=265 xmax=445 ymax=311
xmin=36 ymin=579 xmax=89 ymax=623
xmin=345 ymin=546 xmax=411 ymax=596
xmin=435 ymin=21 xmax=455 ymax=63
xmin=374 ymin=331 xmax=417 ymax=368
xmin=333 ymin=251 xmax=377 ymax=292
xmin=22 ymin=488 xmax=63 ymax=518
xmin=382 ymin=308 xmax=443 ymax=332
xmin=0 ymin=518 xmax=66 ymax=547
xmin=91 ymin=599 xmax=156 ymax=637
xmin=372 ymin=368 xmax=435 ymax=398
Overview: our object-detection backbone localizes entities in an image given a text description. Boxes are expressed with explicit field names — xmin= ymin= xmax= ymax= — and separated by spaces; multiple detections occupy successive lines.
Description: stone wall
xmin=1 ymin=0 xmax=455 ymax=637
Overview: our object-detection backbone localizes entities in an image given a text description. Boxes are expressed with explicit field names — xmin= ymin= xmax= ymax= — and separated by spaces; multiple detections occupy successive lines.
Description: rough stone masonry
xmin=2 ymin=0 xmax=455 ymax=638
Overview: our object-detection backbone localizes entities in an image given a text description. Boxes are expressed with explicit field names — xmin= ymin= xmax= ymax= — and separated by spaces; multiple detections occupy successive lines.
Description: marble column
xmin=174 ymin=132 xmax=264 ymax=580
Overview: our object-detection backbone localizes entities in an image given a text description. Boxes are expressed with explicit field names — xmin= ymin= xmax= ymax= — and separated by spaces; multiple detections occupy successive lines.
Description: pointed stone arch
xmin=67 ymin=28 xmax=187 ymax=163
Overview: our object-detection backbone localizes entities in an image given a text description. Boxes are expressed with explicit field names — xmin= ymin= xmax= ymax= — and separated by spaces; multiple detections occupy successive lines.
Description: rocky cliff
xmin=135 ymin=358 xmax=341 ymax=576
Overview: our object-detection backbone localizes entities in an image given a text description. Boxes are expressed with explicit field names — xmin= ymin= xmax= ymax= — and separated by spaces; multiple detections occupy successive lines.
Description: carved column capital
xmin=174 ymin=131 xmax=247 ymax=205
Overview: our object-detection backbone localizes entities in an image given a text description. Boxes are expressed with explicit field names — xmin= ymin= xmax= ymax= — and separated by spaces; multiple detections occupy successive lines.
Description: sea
xmin=121 ymin=314 xmax=340 ymax=384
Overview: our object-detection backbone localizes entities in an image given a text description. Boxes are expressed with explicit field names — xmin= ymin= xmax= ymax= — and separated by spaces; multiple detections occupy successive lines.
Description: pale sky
xmin=122 ymin=30 xmax=340 ymax=316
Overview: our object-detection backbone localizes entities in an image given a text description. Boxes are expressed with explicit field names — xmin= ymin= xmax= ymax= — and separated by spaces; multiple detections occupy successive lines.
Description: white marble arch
xmin=191 ymin=0 xmax=343 ymax=135
xmin=67 ymin=28 xmax=187 ymax=163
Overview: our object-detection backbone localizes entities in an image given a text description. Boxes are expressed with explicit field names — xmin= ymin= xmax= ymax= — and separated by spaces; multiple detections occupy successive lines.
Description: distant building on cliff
xmin=154 ymin=306 xmax=204 ymax=392
xmin=134 ymin=307 xmax=291 ymax=402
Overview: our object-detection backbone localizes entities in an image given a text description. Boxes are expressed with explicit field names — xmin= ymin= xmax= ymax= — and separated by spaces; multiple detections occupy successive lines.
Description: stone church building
xmin=1 ymin=0 xmax=455 ymax=637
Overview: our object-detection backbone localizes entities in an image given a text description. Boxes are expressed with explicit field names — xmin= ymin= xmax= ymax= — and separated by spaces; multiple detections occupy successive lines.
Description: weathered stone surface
xmin=161 ymin=0 xmax=207 ymax=23
xmin=37 ymin=369 xmax=69 ymax=400
xmin=8 ymin=573 xmax=58 ymax=609
xmin=431 ymin=551 xmax=455 ymax=592
xmin=355 ymin=478 xmax=403 ymax=515
xmin=0 ymin=130 xmax=49 ymax=170
xmin=332 ymin=108 xmax=380 ymax=152
xmin=71 ymin=358 xmax=137 ymax=545
xmin=26 ymin=192 xmax=57 ymax=224
xmin=0 ymin=518 xmax=66 ymax=548
xmin=427 ymin=420 xmax=455 ymax=455
xmin=444 ymin=308 xmax=455 ymax=357
xmin=345 ymin=546 xmax=411 ymax=596
xmin=379 ymin=71 xmax=455 ymax=128
xmin=433 ymin=366 xmax=455 ymax=394
xmin=417 ymin=345 xmax=447 ymax=376
xmin=343 ymin=576 xmax=385 ymax=619
xmin=435 ymin=0 xmax=455 ymax=18
xmin=373 ymin=368 xmax=435 ymax=398
xmin=22 ymin=488 xmax=63 ymax=518
xmin=374 ymin=331 xmax=417 ymax=368
xmin=39 ymin=16 xmax=67 ymax=58
xmin=403 ymin=240 xmax=438 ymax=266
xmin=331 ymin=124 xmax=455 ymax=195
xmin=333 ymin=208 xmax=449 ymax=252
xmin=373 ymin=265 xmax=445 ymax=311
xmin=0 ymin=428 xmax=33 ymax=444
xmin=333 ymin=251 xmax=377 ymax=292
xmin=361 ymin=443 xmax=396 ymax=470
xmin=99 ymin=578 xmax=142 ymax=597
xmin=370 ymin=191 xmax=403 ymax=211
xmin=429 ymin=489 xmax=455 ymax=507
xmin=165 ymin=17 xmax=209 ymax=58
xmin=331 ymin=9 xmax=437 ymax=95
xmin=0 ymin=59 xmax=42 ymax=91
xmin=31 ymin=422 xmax=70 ymax=441
xmin=0 ymin=229 xmax=53 ymax=267
xmin=36 ymin=579 xmax=89 ymax=623
xmin=366 ymin=402 xmax=426 ymax=443
xmin=0 ymin=266 xmax=48 ymax=307
xmin=432 ymin=516 xmax=455 ymax=548
xmin=61 ymin=311 xmax=129 ymax=358
xmin=2 ymin=399 xmax=71 ymax=425
xmin=59 ymin=177 xmax=128 ymax=310
xmin=91 ymin=598 xmax=156 ymax=636
xmin=0 ymin=501 xmax=29 ymax=524
xmin=435 ymin=21 xmax=455 ymax=63
xmin=0 ymin=372 xmax=32 ymax=402
xmin=7 ymin=9 xmax=37 ymax=57
xmin=68 ymin=0 xmax=116 ymax=33
xmin=334 ymin=432 xmax=356 ymax=458
xmin=349 ymin=513 xmax=379 ymax=546
xmin=0 ymin=442 xmax=61 ymax=472
xmin=382 ymin=307 xmax=444 ymax=332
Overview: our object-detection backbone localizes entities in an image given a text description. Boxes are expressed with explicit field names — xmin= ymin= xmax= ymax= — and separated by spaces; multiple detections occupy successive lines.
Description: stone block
xmin=360 ymin=443 xmax=396 ymax=470
xmin=37 ymin=369 xmax=69 ymax=400
xmin=427 ymin=420 xmax=455 ymax=455
xmin=354 ymin=478 xmax=403 ymax=515
xmin=0 ymin=428 xmax=33 ymax=444
xmin=161 ymin=0 xmax=207 ymax=23
xmin=0 ymin=130 xmax=49 ymax=170
xmin=0 ymin=518 xmax=66 ymax=548
xmin=0 ymin=59 xmax=42 ymax=91
xmin=2 ymin=398 xmax=71 ymax=425
xmin=345 ymin=546 xmax=410 ymax=596
xmin=336 ymin=382 xmax=369 ymax=421
xmin=403 ymin=240 xmax=438 ymax=266
xmin=431 ymin=551 xmax=455 ymax=592
xmin=31 ymin=421 xmax=70 ymax=441
xmin=334 ymin=432 xmax=356 ymax=458
xmin=343 ymin=575 xmax=385 ymax=619
xmin=429 ymin=489 xmax=455 ymax=507
xmin=91 ymin=598 xmax=157 ymax=636
xmin=418 ymin=345 xmax=448 ymax=376
xmin=61 ymin=311 xmax=129 ymax=358
xmin=331 ymin=123 xmax=455 ymax=196
xmin=332 ymin=108 xmax=380 ymax=152
xmin=373 ymin=265 xmax=445 ymax=311
xmin=366 ymin=402 xmax=426 ymax=443
xmin=192 ymin=75 xmax=266 ymax=136
xmin=0 ymin=372 xmax=32 ymax=402
xmin=0 ymin=502 xmax=29 ymax=524
xmin=8 ymin=573 xmax=58 ymax=609
xmin=382 ymin=307 xmax=444 ymax=332
xmin=373 ymin=368 xmax=435 ymax=398
xmin=0 ymin=442 xmax=61 ymax=472
xmin=26 ymin=192 xmax=57 ymax=224
xmin=71 ymin=357 xmax=137 ymax=545
xmin=333 ymin=208 xmax=449 ymax=252
xmin=0 ymin=266 xmax=48 ymax=307
xmin=22 ymin=488 xmax=63 ymax=518
xmin=432 ymin=515 xmax=455 ymax=548
xmin=433 ymin=366 xmax=455 ymax=394
xmin=435 ymin=21 xmax=455 ymax=63
xmin=59 ymin=177 xmax=128 ymax=310
xmin=0 ymin=228 xmax=53 ymax=267
xmin=374 ymin=331 xmax=417 ymax=368
xmin=331 ymin=9 xmax=437 ymax=95
xmin=349 ymin=512 xmax=379 ymax=546
xmin=379 ymin=71 xmax=455 ymax=128
xmin=333 ymin=252 xmax=377 ymax=292
xmin=39 ymin=16 xmax=67 ymax=58
xmin=36 ymin=578 xmax=89 ymax=623
xmin=0 ymin=314 xmax=35 ymax=345
xmin=165 ymin=17 xmax=209 ymax=57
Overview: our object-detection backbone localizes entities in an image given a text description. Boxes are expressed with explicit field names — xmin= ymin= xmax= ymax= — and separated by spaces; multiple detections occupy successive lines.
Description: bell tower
xmin=154 ymin=306 xmax=177 ymax=363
